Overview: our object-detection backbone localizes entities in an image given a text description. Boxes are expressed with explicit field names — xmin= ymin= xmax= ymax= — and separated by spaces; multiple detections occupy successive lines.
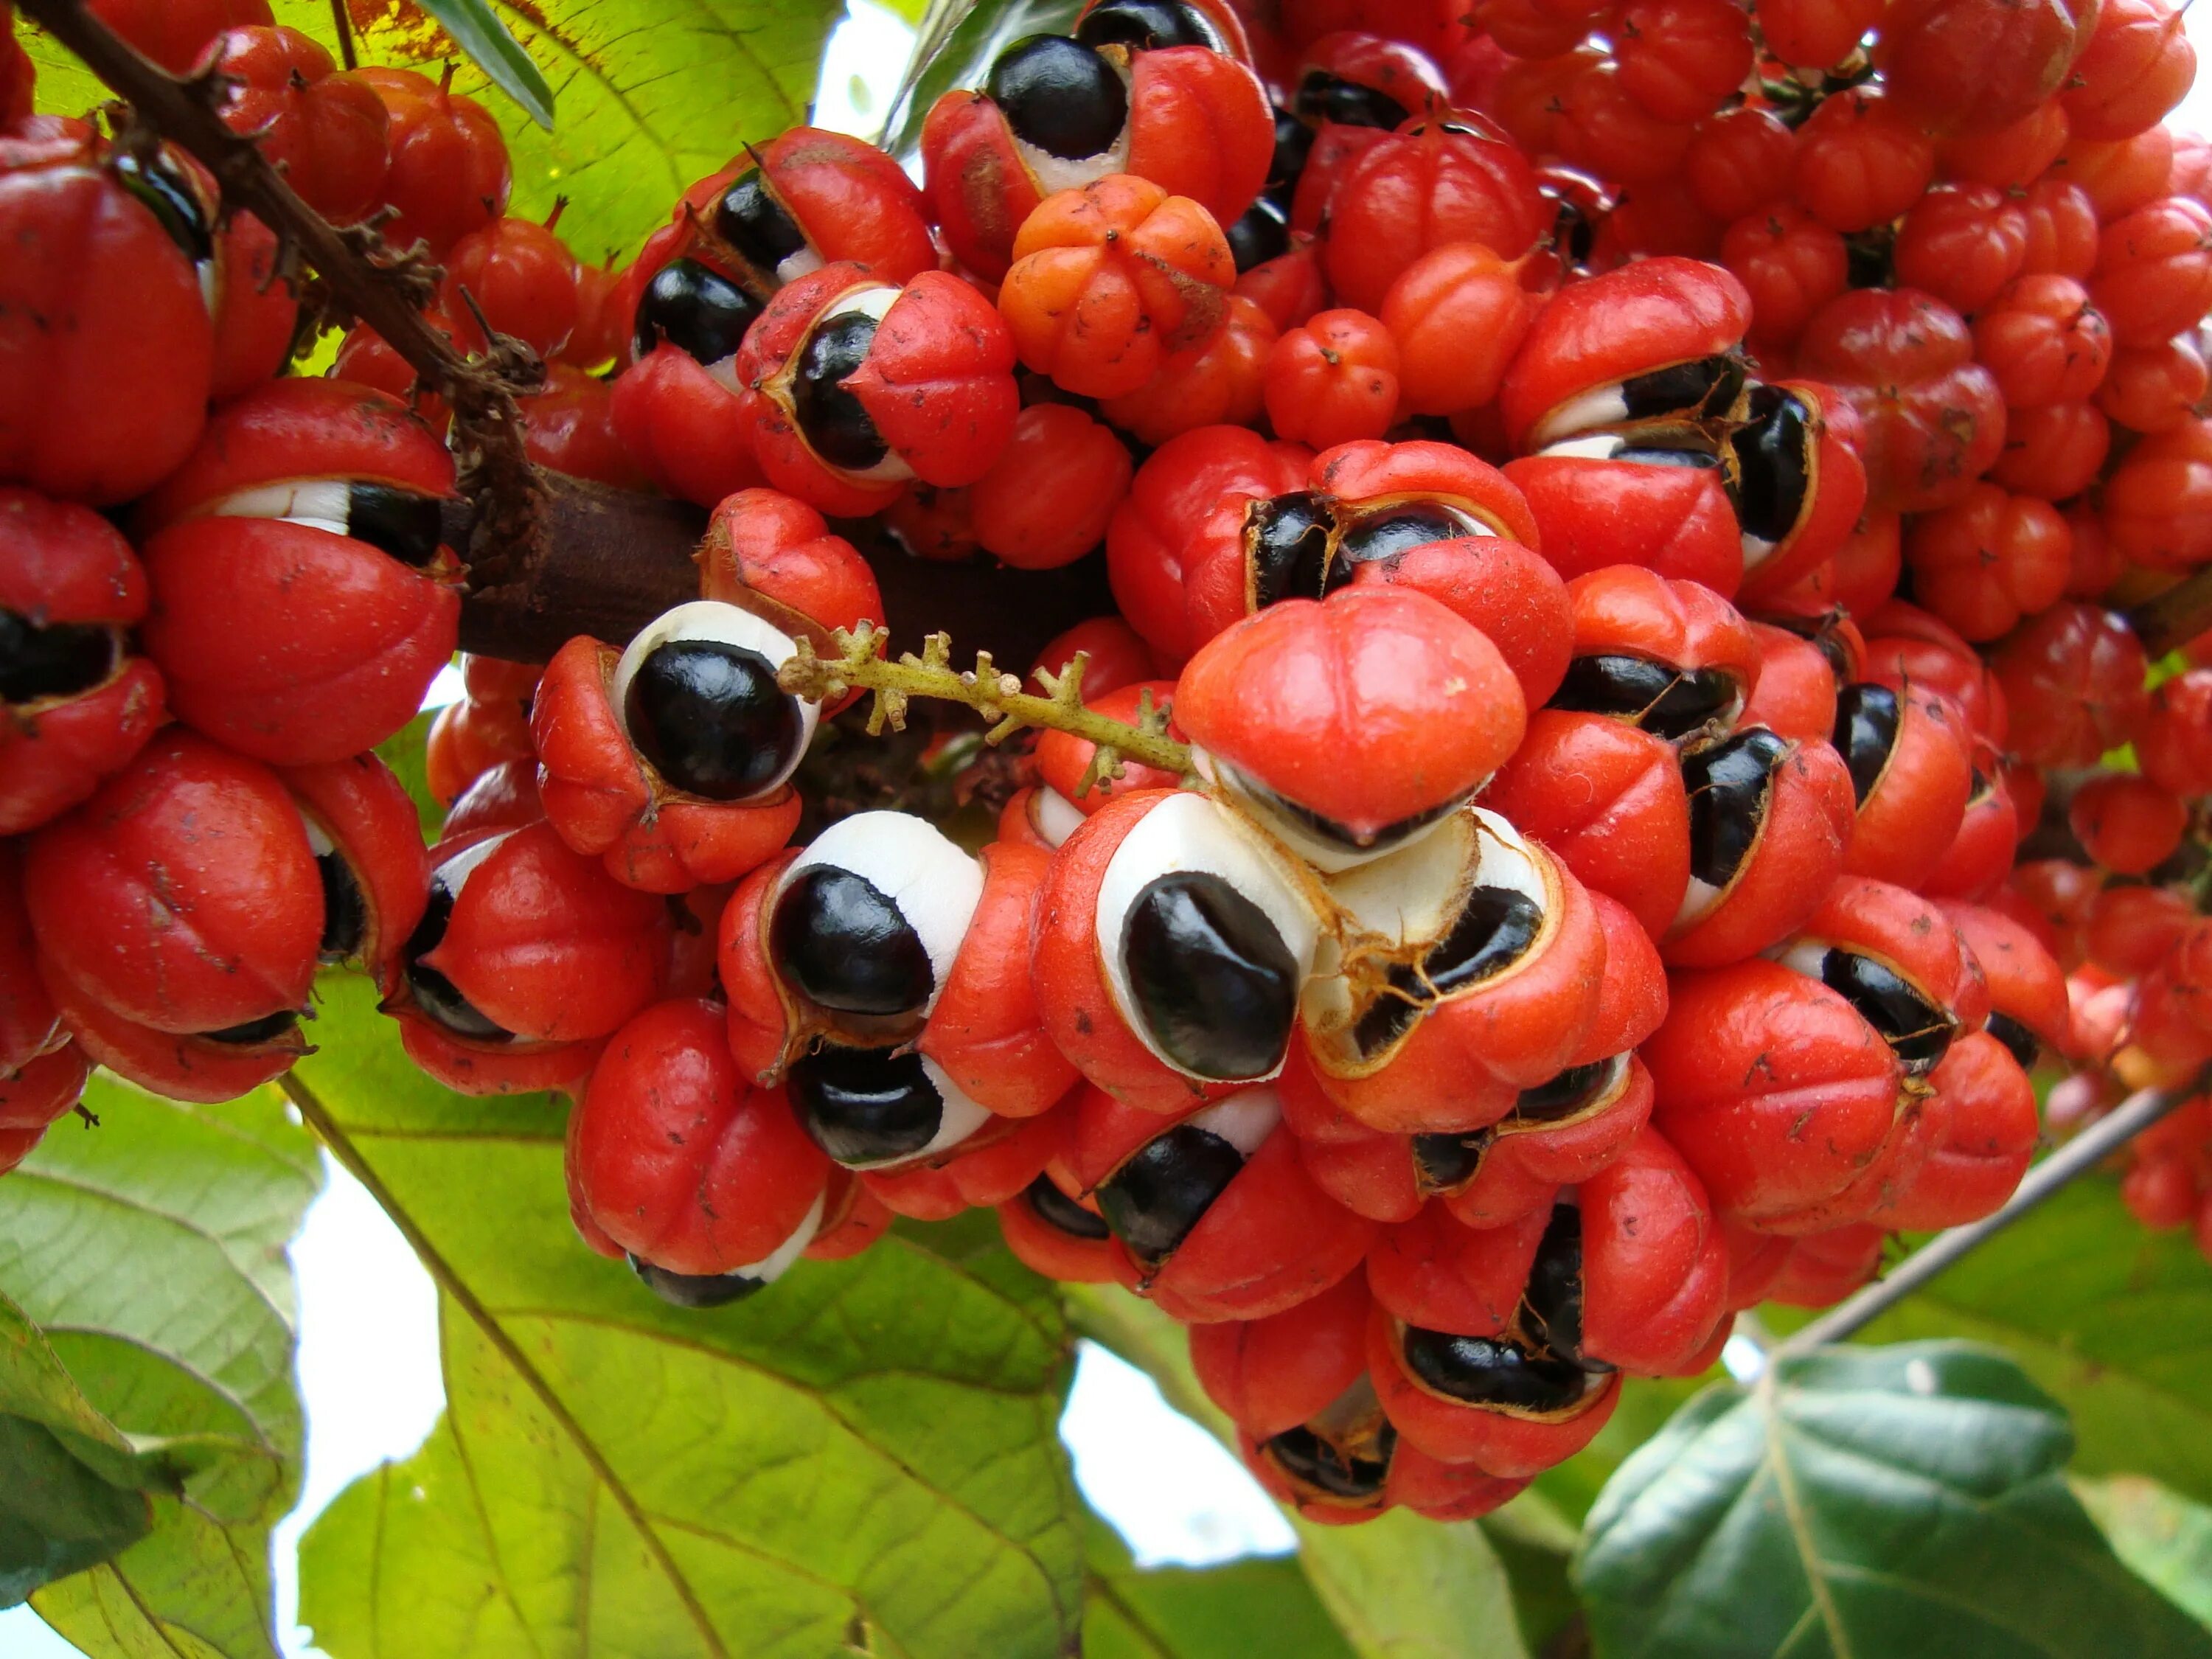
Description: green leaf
xmin=2077 ymin=1475 xmax=2212 ymax=1633
xmin=1574 ymin=1340 xmax=2212 ymax=1659
xmin=291 ymin=971 xmax=1084 ymax=1659
xmin=0 ymin=1414 xmax=150 ymax=1609
xmin=1083 ymin=1519 xmax=1352 ymax=1659
xmin=1065 ymin=1284 xmax=1528 ymax=1659
xmin=880 ymin=0 xmax=1081 ymax=158
xmin=415 ymin=0 xmax=556 ymax=128
xmin=0 ymin=1076 xmax=319 ymax=1655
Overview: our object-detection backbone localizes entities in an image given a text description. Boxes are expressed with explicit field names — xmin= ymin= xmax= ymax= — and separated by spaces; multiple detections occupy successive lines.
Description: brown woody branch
xmin=2126 ymin=567 xmax=2212 ymax=661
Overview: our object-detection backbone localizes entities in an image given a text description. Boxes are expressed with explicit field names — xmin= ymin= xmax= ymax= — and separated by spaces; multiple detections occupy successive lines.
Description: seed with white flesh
xmin=1675 ymin=727 xmax=1789 ymax=927
xmin=1776 ymin=940 xmax=1955 ymax=1075
xmin=632 ymin=258 xmax=762 ymax=383
xmin=402 ymin=832 xmax=514 ymax=1043
xmin=771 ymin=810 xmax=984 ymax=1019
xmin=206 ymin=479 xmax=446 ymax=567
xmin=628 ymin=1192 xmax=826 ymax=1308
xmin=713 ymin=170 xmax=824 ymax=287
xmin=786 ymin=1044 xmax=993 ymax=1169
xmin=1526 ymin=354 xmax=1747 ymax=450
xmin=611 ymin=600 xmax=815 ymax=804
xmin=1094 ymin=1089 xmax=1280 ymax=1270
xmin=790 ymin=286 xmax=911 ymax=479
xmin=987 ymin=34 xmax=1133 ymax=187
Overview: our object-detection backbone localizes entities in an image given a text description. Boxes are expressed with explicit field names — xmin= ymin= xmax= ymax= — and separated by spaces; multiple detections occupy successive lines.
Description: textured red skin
xmin=85 ymin=0 xmax=274 ymax=74
xmin=1240 ymin=1422 xmax=1531 ymax=1524
xmin=1366 ymin=1200 xmax=1549 ymax=1333
xmin=529 ymin=636 xmax=802 ymax=894
xmin=0 ymin=844 xmax=58 ymax=1074
xmin=717 ymin=851 xmax=803 ymax=1084
xmin=352 ymin=68 xmax=509 ymax=257
xmin=41 ymin=967 xmax=300 ymax=1103
xmin=1312 ymin=439 xmax=1544 ymax=544
xmin=751 ymin=127 xmax=936 ymax=285
xmin=394 ymin=1016 xmax=602 ymax=1099
xmin=1741 ymin=623 xmax=1837 ymax=743
xmin=425 ymin=822 xmax=672 ymax=1044
xmin=1794 ymin=875 xmax=1989 ymax=1034
xmin=2092 ymin=196 xmax=2212 ymax=347
xmin=846 ymin=272 xmax=1020 ymax=486
xmin=2134 ymin=667 xmax=2212 ymax=796
xmin=1368 ymin=1309 xmax=1621 ymax=1475
xmin=1503 ymin=456 xmax=1745 ymax=596
xmin=1647 ymin=958 xmax=1906 ymax=1229
xmin=201 ymin=27 xmax=389 ymax=226
xmin=572 ymin=999 xmax=829 ymax=1276
xmin=609 ymin=347 xmax=765 ymax=509
xmin=1719 ymin=1215 xmax=1792 ymax=1309
xmin=1989 ymin=601 xmax=2149 ymax=768
xmin=1662 ymin=734 xmax=1857 ymax=970
xmin=1579 ymin=1125 xmax=1728 ymax=1374
xmin=920 ymin=843 xmax=1079 ymax=1117
xmin=2104 ymin=417 xmax=2212 ymax=569
xmin=27 ymin=730 xmax=319 ymax=1034
xmin=442 ymin=758 xmax=545 ymax=844
xmin=440 ymin=217 xmax=579 ymax=359
xmin=518 ymin=368 xmax=651 ymax=492
xmin=863 ymin=1105 xmax=1068 ymax=1220
xmin=1765 ymin=1222 xmax=1885 ymax=1306
xmin=1030 ymin=616 xmax=1159 ymax=700
xmin=1324 ymin=119 xmax=1550 ymax=313
xmin=1178 ymin=587 xmax=1525 ymax=835
xmin=1921 ymin=759 xmax=2020 ymax=902
xmin=995 ymin=1176 xmax=1135 ymax=1284
xmin=1747 ymin=380 xmax=1868 ymax=597
xmin=0 ymin=153 xmax=214 ymax=505
xmin=696 ymin=489 xmax=883 ymax=714
xmin=1867 ymin=1032 xmax=2039 ymax=1229
xmin=1036 ymin=681 xmax=1186 ymax=817
xmin=1499 ymin=257 xmax=1750 ymax=451
xmin=1287 ymin=119 xmax=1393 ymax=232
xmin=1295 ymin=29 xmax=1449 ymax=119
xmin=281 ymin=753 xmax=432 ymax=987
xmin=805 ymin=1173 xmax=893 ymax=1262
xmin=994 ymin=790 xmax=1065 ymax=855
xmin=1483 ymin=712 xmax=1690 ymax=939
xmin=1842 ymin=686 xmax=1976 ymax=891
xmin=1565 ymin=566 xmax=1760 ymax=709
xmin=1191 ymin=1270 xmax=1373 ymax=1436
xmin=735 ymin=266 xmax=911 ymax=515
xmin=141 ymin=517 xmax=459 ymax=765
xmin=919 ymin=92 xmax=1041 ymax=285
xmin=1860 ymin=599 xmax=2010 ymax=745
xmin=1296 ymin=1130 xmax=1429 ymax=1222
xmin=210 ymin=212 xmax=301 ymax=399
xmin=0 ymin=1043 xmax=90 ymax=1133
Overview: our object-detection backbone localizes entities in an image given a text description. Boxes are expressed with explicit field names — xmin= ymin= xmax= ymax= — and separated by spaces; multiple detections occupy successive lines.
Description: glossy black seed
xmin=0 ymin=612 xmax=114 ymax=703
xmin=1075 ymin=0 xmax=1217 ymax=49
xmin=1832 ymin=683 xmax=1901 ymax=805
xmin=200 ymin=1009 xmax=299 ymax=1046
xmin=1821 ymin=950 xmax=1953 ymax=1074
xmin=1354 ymin=886 xmax=1544 ymax=1057
xmin=403 ymin=878 xmax=512 ymax=1043
xmin=793 ymin=310 xmax=888 ymax=472
xmin=789 ymin=1044 xmax=945 ymax=1165
xmin=1265 ymin=106 xmax=1314 ymax=205
xmin=1226 ymin=196 xmax=1290 ymax=272
xmin=771 ymin=865 xmax=934 ymax=1016
xmin=1726 ymin=384 xmax=1811 ymax=549
xmin=1232 ymin=762 xmax=1470 ymax=860
xmin=1684 ymin=727 xmax=1789 ymax=891
xmin=1986 ymin=1011 xmax=2040 ymax=1073
xmin=1521 ymin=1204 xmax=1585 ymax=1362
xmin=1399 ymin=1326 xmax=1590 ymax=1412
xmin=1096 ymin=1122 xmax=1248 ymax=1268
xmin=1339 ymin=506 xmax=1470 ymax=566
xmin=1026 ymin=1174 xmax=1112 ymax=1240
xmin=1618 ymin=354 xmax=1746 ymax=424
xmin=625 ymin=639 xmax=804 ymax=801
xmin=1966 ymin=766 xmax=1994 ymax=805
xmin=316 ymin=850 xmax=368 ymax=963
xmin=1265 ymin=1420 xmax=1396 ymax=1500
xmin=633 ymin=258 xmax=762 ymax=366
xmin=714 ymin=169 xmax=810 ymax=273
xmin=989 ymin=35 xmax=1129 ymax=160
xmin=1248 ymin=491 xmax=1340 ymax=606
xmin=1294 ymin=72 xmax=1411 ymax=131
xmin=1411 ymin=1130 xmax=1490 ymax=1194
xmin=1121 ymin=872 xmax=1299 ymax=1078
xmin=1514 ymin=1058 xmax=1616 ymax=1124
xmin=1549 ymin=655 xmax=1739 ymax=740
xmin=1615 ymin=440 xmax=1722 ymax=469
xmin=113 ymin=150 xmax=214 ymax=268
xmin=1552 ymin=192 xmax=1597 ymax=265
xmin=344 ymin=482 xmax=445 ymax=568
xmin=629 ymin=1254 xmax=768 ymax=1308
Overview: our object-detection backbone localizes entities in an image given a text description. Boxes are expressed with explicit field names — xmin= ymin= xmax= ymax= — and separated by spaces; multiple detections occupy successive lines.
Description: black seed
xmin=629 ymin=1253 xmax=769 ymax=1308
xmin=1725 ymin=384 xmax=1812 ymax=553
xmin=1549 ymin=655 xmax=1739 ymax=740
xmin=1025 ymin=1174 xmax=1112 ymax=1239
xmin=1683 ymin=727 xmax=1788 ymax=891
xmin=1985 ymin=1011 xmax=2039 ymax=1072
xmin=633 ymin=258 xmax=762 ymax=366
xmin=1074 ymin=0 xmax=1218 ymax=49
xmin=1294 ymin=71 xmax=1411 ymax=131
xmin=1338 ymin=507 xmax=1470 ymax=566
xmin=1225 ymin=196 xmax=1290 ymax=273
xmin=1617 ymin=354 xmax=1746 ymax=424
xmin=714 ymin=168 xmax=810 ymax=274
xmin=1265 ymin=106 xmax=1314 ymax=206
xmin=625 ymin=638 xmax=804 ymax=801
xmin=1121 ymin=872 xmax=1300 ymax=1079
xmin=1614 ymin=441 xmax=1722 ymax=468
xmin=1399 ymin=1326 xmax=1591 ymax=1412
xmin=0 ymin=612 xmax=115 ymax=703
xmin=113 ymin=149 xmax=213 ymax=269
xmin=1411 ymin=1130 xmax=1490 ymax=1194
xmin=403 ymin=876 xmax=512 ymax=1043
xmin=1265 ymin=1420 xmax=1396 ymax=1500
xmin=1248 ymin=491 xmax=1340 ymax=607
xmin=787 ymin=1044 xmax=945 ymax=1166
xmin=316 ymin=849 xmax=368 ymax=964
xmin=1831 ymin=683 xmax=1900 ymax=806
xmin=1820 ymin=950 xmax=1953 ymax=1074
xmin=1966 ymin=766 xmax=1994 ymax=805
xmin=793 ymin=310 xmax=888 ymax=473
xmin=988 ymin=34 xmax=1129 ymax=161
xmin=1552 ymin=191 xmax=1597 ymax=265
xmin=1355 ymin=886 xmax=1543 ymax=1057
xmin=1096 ymin=1121 xmax=1248 ymax=1268
xmin=1228 ymin=761 xmax=1471 ymax=863
xmin=1522 ymin=1204 xmax=1585 ymax=1362
xmin=1514 ymin=1058 xmax=1617 ymax=1124
xmin=344 ymin=482 xmax=445 ymax=568
xmin=200 ymin=1009 xmax=299 ymax=1046
xmin=771 ymin=865 xmax=934 ymax=1016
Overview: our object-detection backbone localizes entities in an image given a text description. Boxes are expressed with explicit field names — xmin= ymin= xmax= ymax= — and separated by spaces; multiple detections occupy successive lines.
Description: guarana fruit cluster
xmin=3 ymin=0 xmax=2210 ymax=1523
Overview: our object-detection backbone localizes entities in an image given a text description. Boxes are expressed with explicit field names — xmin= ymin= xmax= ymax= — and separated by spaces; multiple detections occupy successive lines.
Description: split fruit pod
xmin=134 ymin=378 xmax=462 ymax=766
xmin=1864 ymin=1030 xmax=2039 ymax=1231
xmin=0 ymin=841 xmax=88 ymax=1141
xmin=1032 ymin=787 xmax=1325 ymax=1113
xmin=996 ymin=1167 xmax=1133 ymax=1286
xmin=1178 ymin=584 xmax=1527 ymax=874
xmin=533 ymin=599 xmax=814 ymax=893
xmin=1941 ymin=900 xmax=2070 ymax=1071
xmin=1069 ymin=1082 xmax=1376 ymax=1322
xmin=1725 ymin=380 xmax=1869 ymax=602
xmin=613 ymin=256 xmax=768 ymax=509
xmin=859 ymin=1099 xmax=1074 ymax=1221
xmin=1545 ymin=566 xmax=1760 ymax=745
xmin=1830 ymin=681 xmax=1975 ymax=891
xmin=703 ymin=125 xmax=936 ymax=291
xmin=1239 ymin=1379 xmax=1531 ymax=1524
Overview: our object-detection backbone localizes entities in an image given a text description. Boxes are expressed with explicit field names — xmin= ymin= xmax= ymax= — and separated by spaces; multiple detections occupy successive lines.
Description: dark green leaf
xmin=1084 ymin=1518 xmax=1353 ymax=1659
xmin=0 ymin=1416 xmax=148 ymax=1609
xmin=1575 ymin=1340 xmax=2212 ymax=1659
xmin=880 ymin=0 xmax=1082 ymax=158
xmin=416 ymin=0 xmax=555 ymax=128
xmin=291 ymin=971 xmax=1084 ymax=1659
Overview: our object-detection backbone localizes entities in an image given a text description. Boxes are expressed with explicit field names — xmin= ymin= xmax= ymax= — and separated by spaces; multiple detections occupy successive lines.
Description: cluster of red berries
xmin=4 ymin=0 xmax=2211 ymax=1526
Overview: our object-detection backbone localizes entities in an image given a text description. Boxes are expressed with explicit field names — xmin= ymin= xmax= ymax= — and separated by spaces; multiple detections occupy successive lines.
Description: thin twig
xmin=2127 ymin=567 xmax=2212 ymax=660
xmin=327 ymin=0 xmax=357 ymax=70
xmin=1773 ymin=1077 xmax=2201 ymax=1357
